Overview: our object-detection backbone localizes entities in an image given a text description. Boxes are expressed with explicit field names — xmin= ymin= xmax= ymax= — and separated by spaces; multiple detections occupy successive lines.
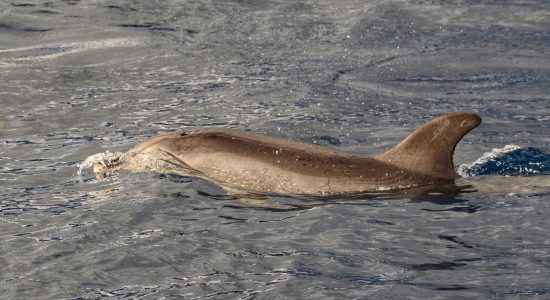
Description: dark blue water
xmin=1 ymin=0 xmax=549 ymax=299
xmin=459 ymin=146 xmax=550 ymax=177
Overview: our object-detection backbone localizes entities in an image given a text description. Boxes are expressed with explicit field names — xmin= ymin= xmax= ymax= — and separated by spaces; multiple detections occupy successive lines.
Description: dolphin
xmin=92 ymin=112 xmax=481 ymax=196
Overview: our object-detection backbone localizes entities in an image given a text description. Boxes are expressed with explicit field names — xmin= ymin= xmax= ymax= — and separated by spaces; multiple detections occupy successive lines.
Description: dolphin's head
xmin=93 ymin=155 xmax=124 ymax=179
xmin=100 ymin=131 xmax=203 ymax=178
xmin=85 ymin=132 xmax=188 ymax=180
xmin=77 ymin=151 xmax=125 ymax=180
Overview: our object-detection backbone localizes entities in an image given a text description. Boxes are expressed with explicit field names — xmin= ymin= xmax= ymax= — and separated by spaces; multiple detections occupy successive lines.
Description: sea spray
xmin=458 ymin=145 xmax=550 ymax=177
xmin=77 ymin=151 xmax=125 ymax=177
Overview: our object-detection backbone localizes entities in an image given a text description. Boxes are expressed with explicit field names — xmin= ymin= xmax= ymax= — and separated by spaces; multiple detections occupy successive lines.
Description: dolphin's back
xmin=122 ymin=112 xmax=481 ymax=195
xmin=145 ymin=128 xmax=435 ymax=194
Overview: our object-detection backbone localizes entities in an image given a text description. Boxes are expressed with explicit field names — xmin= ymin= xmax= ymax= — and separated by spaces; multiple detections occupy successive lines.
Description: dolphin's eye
xmin=179 ymin=132 xmax=188 ymax=137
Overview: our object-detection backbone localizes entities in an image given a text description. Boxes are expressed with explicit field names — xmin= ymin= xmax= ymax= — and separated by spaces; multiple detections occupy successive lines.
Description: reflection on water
xmin=1 ymin=0 xmax=549 ymax=298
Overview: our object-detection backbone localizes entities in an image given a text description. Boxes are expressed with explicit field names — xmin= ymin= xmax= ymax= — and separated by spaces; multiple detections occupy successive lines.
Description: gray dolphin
xmin=93 ymin=112 xmax=481 ymax=195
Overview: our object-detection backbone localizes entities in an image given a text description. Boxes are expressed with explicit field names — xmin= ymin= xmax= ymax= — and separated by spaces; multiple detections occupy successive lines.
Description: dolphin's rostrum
xmin=94 ymin=112 xmax=481 ymax=195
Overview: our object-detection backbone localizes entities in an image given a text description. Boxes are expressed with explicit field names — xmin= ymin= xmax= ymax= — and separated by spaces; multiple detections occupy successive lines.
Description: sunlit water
xmin=1 ymin=0 xmax=549 ymax=299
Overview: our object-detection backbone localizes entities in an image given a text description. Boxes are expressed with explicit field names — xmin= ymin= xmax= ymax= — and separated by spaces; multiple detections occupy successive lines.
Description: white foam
xmin=457 ymin=144 xmax=523 ymax=177
xmin=77 ymin=151 xmax=125 ymax=177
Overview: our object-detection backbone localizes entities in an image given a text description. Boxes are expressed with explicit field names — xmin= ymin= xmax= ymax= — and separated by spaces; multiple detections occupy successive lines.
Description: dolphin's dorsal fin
xmin=374 ymin=112 xmax=481 ymax=179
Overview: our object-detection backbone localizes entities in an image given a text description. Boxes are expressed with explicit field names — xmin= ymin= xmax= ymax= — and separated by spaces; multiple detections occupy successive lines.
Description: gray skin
xmin=96 ymin=112 xmax=481 ymax=196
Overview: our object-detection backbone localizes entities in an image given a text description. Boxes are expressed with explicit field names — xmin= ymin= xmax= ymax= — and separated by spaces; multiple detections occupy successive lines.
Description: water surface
xmin=1 ymin=0 xmax=549 ymax=299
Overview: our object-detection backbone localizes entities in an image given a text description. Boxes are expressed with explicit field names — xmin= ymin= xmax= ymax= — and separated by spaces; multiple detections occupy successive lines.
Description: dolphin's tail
xmin=374 ymin=112 xmax=482 ymax=180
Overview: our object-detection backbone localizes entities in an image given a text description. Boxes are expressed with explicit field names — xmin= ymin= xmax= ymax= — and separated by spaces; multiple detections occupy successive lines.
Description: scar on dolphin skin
xmin=90 ymin=112 xmax=482 ymax=196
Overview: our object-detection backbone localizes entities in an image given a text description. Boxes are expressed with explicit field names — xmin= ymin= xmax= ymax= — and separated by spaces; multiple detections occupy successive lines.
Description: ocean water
xmin=1 ymin=0 xmax=549 ymax=299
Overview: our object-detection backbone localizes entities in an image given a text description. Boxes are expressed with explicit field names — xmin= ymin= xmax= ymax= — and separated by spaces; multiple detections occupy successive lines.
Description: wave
xmin=458 ymin=145 xmax=550 ymax=177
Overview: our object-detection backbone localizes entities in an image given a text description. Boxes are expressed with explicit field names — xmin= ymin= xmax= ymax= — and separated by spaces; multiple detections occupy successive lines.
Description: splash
xmin=458 ymin=145 xmax=550 ymax=177
xmin=77 ymin=150 xmax=200 ymax=180
xmin=77 ymin=151 xmax=125 ymax=177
